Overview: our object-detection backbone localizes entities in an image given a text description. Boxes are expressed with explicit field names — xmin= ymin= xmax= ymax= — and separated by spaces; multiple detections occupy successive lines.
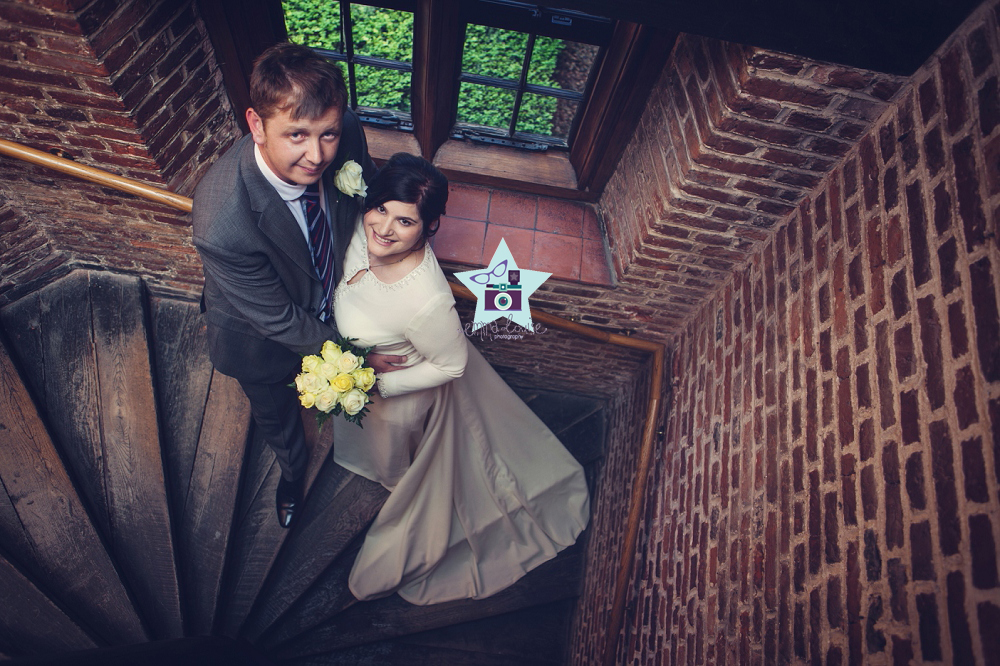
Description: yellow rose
xmin=337 ymin=351 xmax=360 ymax=373
xmin=298 ymin=372 xmax=328 ymax=394
xmin=314 ymin=388 xmax=339 ymax=412
xmin=351 ymin=367 xmax=376 ymax=392
xmin=299 ymin=392 xmax=315 ymax=408
xmin=301 ymin=355 xmax=322 ymax=373
xmin=316 ymin=361 xmax=339 ymax=380
xmin=334 ymin=160 xmax=367 ymax=198
xmin=321 ymin=340 xmax=342 ymax=362
xmin=339 ymin=388 xmax=369 ymax=415
xmin=331 ymin=372 xmax=355 ymax=392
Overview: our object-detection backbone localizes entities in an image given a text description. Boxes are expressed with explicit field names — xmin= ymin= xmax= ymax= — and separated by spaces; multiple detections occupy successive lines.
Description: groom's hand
xmin=368 ymin=353 xmax=407 ymax=374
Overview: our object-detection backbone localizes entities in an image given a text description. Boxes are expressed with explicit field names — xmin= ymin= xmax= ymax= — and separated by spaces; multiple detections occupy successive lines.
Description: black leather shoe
xmin=276 ymin=477 xmax=303 ymax=529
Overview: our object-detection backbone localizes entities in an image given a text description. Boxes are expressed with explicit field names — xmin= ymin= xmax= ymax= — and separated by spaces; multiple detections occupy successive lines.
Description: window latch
xmin=457 ymin=129 xmax=550 ymax=152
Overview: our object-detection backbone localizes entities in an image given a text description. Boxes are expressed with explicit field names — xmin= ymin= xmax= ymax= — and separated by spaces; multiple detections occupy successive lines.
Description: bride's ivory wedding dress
xmin=331 ymin=218 xmax=590 ymax=605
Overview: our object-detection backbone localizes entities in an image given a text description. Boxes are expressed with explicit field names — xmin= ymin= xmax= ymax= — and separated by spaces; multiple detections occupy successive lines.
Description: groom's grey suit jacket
xmin=192 ymin=108 xmax=376 ymax=384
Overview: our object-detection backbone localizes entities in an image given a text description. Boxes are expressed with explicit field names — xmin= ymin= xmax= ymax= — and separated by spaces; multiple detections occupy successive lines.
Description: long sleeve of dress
xmin=376 ymin=292 xmax=468 ymax=398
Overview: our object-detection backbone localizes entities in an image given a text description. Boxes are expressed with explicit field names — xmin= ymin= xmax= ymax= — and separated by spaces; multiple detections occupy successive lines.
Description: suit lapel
xmin=240 ymin=140 xmax=318 ymax=282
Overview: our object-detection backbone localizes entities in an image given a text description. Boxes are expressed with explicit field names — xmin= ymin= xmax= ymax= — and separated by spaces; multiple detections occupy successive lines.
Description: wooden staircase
xmin=0 ymin=269 xmax=604 ymax=665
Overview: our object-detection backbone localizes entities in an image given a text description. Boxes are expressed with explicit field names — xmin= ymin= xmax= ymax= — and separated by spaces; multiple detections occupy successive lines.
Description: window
xmin=283 ymin=1 xmax=416 ymax=126
xmin=283 ymin=0 xmax=608 ymax=150
xmin=201 ymin=0 xmax=673 ymax=197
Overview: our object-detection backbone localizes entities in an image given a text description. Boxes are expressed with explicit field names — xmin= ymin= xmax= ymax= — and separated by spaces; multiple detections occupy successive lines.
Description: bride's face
xmin=364 ymin=200 xmax=425 ymax=263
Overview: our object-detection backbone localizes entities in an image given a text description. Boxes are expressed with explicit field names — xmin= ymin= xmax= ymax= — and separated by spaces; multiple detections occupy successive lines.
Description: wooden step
xmin=147 ymin=297 xmax=214 ymax=535
xmin=5 ymin=636 xmax=277 ymax=666
xmin=2 ymin=271 xmax=182 ymax=639
xmin=0 ymin=551 xmax=96 ymax=657
xmin=273 ymin=544 xmax=584 ymax=660
xmin=239 ymin=458 xmax=387 ymax=642
xmin=0 ymin=333 xmax=146 ymax=645
xmin=283 ymin=601 xmax=574 ymax=666
xmin=177 ymin=369 xmax=252 ymax=635
xmin=257 ymin=538 xmax=365 ymax=652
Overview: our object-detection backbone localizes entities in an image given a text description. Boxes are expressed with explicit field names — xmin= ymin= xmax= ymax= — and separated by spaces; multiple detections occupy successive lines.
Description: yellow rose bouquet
xmin=294 ymin=337 xmax=377 ymax=428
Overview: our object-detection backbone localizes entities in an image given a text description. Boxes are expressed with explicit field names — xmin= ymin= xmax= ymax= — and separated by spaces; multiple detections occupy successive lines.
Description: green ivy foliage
xmin=282 ymin=1 xmax=565 ymax=135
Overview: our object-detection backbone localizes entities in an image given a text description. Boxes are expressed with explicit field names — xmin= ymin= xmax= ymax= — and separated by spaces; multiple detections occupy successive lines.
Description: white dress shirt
xmin=254 ymin=144 xmax=327 ymax=243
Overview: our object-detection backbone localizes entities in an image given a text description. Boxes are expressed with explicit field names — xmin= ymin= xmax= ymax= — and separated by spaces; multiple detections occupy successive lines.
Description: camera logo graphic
xmin=485 ymin=270 xmax=521 ymax=312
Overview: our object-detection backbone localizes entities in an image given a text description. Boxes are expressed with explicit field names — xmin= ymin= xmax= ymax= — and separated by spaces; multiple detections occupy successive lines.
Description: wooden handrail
xmin=0 ymin=136 xmax=663 ymax=663
xmin=0 ymin=138 xmax=194 ymax=213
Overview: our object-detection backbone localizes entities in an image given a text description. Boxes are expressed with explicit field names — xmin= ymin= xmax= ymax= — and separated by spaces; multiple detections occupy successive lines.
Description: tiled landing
xmin=430 ymin=184 xmax=614 ymax=286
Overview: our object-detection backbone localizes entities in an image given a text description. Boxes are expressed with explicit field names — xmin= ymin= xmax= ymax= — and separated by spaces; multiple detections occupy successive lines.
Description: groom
xmin=192 ymin=43 xmax=401 ymax=529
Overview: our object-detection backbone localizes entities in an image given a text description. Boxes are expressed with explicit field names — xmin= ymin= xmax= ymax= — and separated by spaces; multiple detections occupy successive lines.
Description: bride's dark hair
xmin=364 ymin=153 xmax=448 ymax=238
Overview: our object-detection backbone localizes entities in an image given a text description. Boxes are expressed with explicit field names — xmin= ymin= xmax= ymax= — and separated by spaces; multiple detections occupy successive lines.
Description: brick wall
xmin=570 ymin=362 xmax=654 ymax=662
xmin=0 ymin=0 xmax=241 ymax=302
xmin=576 ymin=2 xmax=1000 ymax=663
xmin=598 ymin=33 xmax=906 ymax=335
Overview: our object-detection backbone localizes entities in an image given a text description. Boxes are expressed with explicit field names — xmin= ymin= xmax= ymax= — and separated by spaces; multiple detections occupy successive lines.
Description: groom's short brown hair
xmin=250 ymin=42 xmax=348 ymax=120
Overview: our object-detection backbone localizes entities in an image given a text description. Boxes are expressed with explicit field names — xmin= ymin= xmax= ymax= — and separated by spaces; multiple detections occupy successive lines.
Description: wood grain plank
xmin=217 ymin=409 xmax=339 ymax=637
xmin=217 ymin=430 xmax=288 ymax=638
xmin=89 ymin=272 xmax=182 ymax=639
xmin=400 ymin=599 xmax=574 ymax=663
xmin=239 ymin=462 xmax=386 ymax=642
xmin=257 ymin=538 xmax=365 ymax=651
xmin=2 ymin=272 xmax=111 ymax=540
xmin=148 ymin=297 xmax=213 ymax=523
xmin=282 ymin=642 xmax=555 ymax=666
xmin=274 ymin=545 xmax=584 ymax=659
xmin=0 ymin=337 xmax=146 ymax=644
xmin=0 ymin=552 xmax=96 ymax=657
xmin=180 ymin=370 xmax=251 ymax=635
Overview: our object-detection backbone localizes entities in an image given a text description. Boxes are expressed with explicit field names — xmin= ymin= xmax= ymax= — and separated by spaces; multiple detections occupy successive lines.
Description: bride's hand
xmin=368 ymin=352 xmax=407 ymax=374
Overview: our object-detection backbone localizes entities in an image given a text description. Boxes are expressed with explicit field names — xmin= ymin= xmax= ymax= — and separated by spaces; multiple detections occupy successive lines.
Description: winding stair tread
xmin=0 ymin=269 xmax=602 ymax=663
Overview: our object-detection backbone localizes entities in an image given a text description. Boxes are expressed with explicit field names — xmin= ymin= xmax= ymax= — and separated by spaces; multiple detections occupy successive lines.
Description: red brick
xmin=969 ymin=258 xmax=1000 ymax=381
xmin=930 ymin=420 xmax=961 ymax=554
xmin=978 ymin=603 xmax=1000 ymax=666
xmin=954 ymin=136 xmax=988 ymax=250
xmin=918 ymin=76 xmax=940 ymax=124
xmin=0 ymin=62 xmax=80 ymax=90
xmin=980 ymin=77 xmax=1000 ymax=136
xmin=946 ymin=572 xmax=976 ymax=664
xmin=954 ymin=365 xmax=979 ymax=429
xmin=0 ymin=3 xmax=83 ymax=35
xmin=890 ymin=269 xmax=909 ymax=318
xmin=967 ymin=26 xmax=994 ymax=76
xmin=900 ymin=389 xmax=920 ymax=444
xmin=894 ymin=323 xmax=915 ymax=380
xmin=970 ymin=515 xmax=999 ymax=589
xmin=940 ymin=47 xmax=969 ymax=134
xmin=911 ymin=521 xmax=936 ymax=580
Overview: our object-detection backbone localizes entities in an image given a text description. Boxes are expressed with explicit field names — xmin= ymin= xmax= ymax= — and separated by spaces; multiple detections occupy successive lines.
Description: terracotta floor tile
xmin=484 ymin=224 xmax=535 ymax=268
xmin=583 ymin=206 xmax=603 ymax=240
xmin=581 ymin=238 xmax=613 ymax=286
xmin=531 ymin=232 xmax=582 ymax=281
xmin=536 ymin=197 xmax=585 ymax=236
xmin=447 ymin=183 xmax=490 ymax=221
xmin=488 ymin=189 xmax=537 ymax=229
xmin=432 ymin=216 xmax=486 ymax=265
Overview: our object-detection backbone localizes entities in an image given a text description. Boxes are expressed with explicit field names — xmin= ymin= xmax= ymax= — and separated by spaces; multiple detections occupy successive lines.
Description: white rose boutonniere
xmin=334 ymin=160 xmax=367 ymax=198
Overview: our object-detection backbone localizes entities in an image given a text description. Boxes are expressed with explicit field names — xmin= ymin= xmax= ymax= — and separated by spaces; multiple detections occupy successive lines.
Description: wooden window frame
xmin=198 ymin=0 xmax=674 ymax=200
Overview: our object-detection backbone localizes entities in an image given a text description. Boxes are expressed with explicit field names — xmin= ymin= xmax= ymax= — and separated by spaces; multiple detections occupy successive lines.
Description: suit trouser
xmin=238 ymin=373 xmax=308 ymax=483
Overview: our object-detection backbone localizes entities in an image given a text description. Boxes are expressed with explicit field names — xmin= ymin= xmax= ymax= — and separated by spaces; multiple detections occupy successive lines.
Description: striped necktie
xmin=302 ymin=182 xmax=333 ymax=319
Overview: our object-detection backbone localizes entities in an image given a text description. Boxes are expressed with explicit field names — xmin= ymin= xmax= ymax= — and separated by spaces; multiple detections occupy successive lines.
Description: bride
xmin=331 ymin=153 xmax=590 ymax=606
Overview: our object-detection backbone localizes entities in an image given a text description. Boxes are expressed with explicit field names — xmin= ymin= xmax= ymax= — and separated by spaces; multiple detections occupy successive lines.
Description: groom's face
xmin=247 ymin=102 xmax=343 ymax=186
